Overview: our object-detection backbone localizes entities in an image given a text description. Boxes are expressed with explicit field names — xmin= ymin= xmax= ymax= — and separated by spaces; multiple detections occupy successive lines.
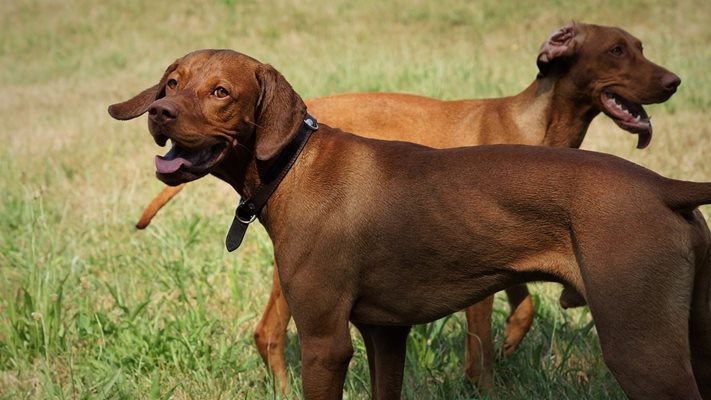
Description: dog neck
xmin=512 ymin=74 xmax=600 ymax=149
xmin=214 ymin=116 xmax=318 ymax=251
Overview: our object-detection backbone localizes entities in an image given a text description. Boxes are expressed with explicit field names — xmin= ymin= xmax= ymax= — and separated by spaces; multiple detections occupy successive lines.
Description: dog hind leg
xmin=691 ymin=307 xmax=711 ymax=399
xmin=586 ymin=263 xmax=702 ymax=399
xmin=690 ymin=246 xmax=711 ymax=398
xmin=253 ymin=264 xmax=292 ymax=393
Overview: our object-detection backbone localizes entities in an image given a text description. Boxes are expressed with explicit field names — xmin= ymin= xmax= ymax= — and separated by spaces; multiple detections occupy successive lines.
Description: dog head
xmin=108 ymin=49 xmax=306 ymax=185
xmin=537 ymin=23 xmax=681 ymax=149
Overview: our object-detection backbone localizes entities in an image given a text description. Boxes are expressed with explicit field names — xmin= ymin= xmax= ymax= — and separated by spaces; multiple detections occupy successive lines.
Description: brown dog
xmin=132 ymin=23 xmax=682 ymax=391
xmin=109 ymin=49 xmax=711 ymax=399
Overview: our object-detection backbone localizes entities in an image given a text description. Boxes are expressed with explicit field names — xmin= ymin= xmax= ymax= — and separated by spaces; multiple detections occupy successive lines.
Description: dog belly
xmin=349 ymin=249 xmax=579 ymax=326
xmin=348 ymin=262 xmax=523 ymax=326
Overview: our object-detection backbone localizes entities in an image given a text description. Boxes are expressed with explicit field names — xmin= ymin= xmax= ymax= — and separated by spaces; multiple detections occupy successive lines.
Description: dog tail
xmin=135 ymin=184 xmax=185 ymax=229
xmin=662 ymin=179 xmax=711 ymax=212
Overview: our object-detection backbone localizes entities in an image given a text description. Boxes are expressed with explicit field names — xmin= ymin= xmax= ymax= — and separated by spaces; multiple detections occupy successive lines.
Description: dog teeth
xmin=608 ymin=94 xmax=645 ymax=122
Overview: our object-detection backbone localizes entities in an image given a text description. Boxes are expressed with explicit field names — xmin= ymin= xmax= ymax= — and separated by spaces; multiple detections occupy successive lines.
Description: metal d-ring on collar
xmin=235 ymin=199 xmax=258 ymax=224
xmin=304 ymin=115 xmax=318 ymax=130
xmin=225 ymin=113 xmax=318 ymax=252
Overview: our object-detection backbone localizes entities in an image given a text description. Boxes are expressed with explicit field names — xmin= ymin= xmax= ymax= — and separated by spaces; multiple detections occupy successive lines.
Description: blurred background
xmin=1 ymin=0 xmax=709 ymax=398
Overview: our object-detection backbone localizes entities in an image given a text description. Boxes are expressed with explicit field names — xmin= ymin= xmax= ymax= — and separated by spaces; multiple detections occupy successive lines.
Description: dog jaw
xmin=599 ymin=90 xmax=652 ymax=149
xmin=154 ymin=140 xmax=229 ymax=185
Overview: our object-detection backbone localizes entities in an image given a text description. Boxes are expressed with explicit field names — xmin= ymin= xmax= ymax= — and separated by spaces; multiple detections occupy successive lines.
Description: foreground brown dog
xmin=109 ymin=49 xmax=711 ymax=399
xmin=133 ymin=23 xmax=681 ymax=391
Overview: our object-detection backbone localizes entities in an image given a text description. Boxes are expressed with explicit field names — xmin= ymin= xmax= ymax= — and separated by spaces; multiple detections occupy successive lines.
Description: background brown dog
xmin=109 ymin=49 xmax=710 ymax=399
xmin=132 ymin=23 xmax=681 ymax=392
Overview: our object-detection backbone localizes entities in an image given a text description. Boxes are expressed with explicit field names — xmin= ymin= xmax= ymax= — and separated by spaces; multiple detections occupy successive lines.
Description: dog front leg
xmin=464 ymin=296 xmax=494 ymax=390
xmin=281 ymin=259 xmax=355 ymax=399
xmin=355 ymin=323 xmax=411 ymax=400
xmin=503 ymin=284 xmax=535 ymax=355
xmin=297 ymin=321 xmax=353 ymax=400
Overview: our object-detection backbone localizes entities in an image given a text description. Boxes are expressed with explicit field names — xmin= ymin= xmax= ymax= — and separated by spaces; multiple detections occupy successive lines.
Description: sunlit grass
xmin=1 ymin=0 xmax=710 ymax=398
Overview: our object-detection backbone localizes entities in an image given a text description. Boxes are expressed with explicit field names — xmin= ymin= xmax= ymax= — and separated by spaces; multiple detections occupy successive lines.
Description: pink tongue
xmin=155 ymin=155 xmax=192 ymax=174
xmin=636 ymin=132 xmax=652 ymax=149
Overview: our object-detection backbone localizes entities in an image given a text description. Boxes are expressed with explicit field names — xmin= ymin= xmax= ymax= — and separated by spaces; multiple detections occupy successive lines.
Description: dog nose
xmin=661 ymin=73 xmax=681 ymax=92
xmin=148 ymin=102 xmax=179 ymax=124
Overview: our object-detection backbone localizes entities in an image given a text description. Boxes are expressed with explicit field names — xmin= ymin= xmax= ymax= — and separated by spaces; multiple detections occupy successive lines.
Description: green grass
xmin=1 ymin=0 xmax=710 ymax=398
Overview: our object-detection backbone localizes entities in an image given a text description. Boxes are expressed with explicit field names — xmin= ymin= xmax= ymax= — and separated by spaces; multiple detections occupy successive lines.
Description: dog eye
xmin=166 ymin=79 xmax=178 ymax=89
xmin=609 ymin=46 xmax=624 ymax=57
xmin=213 ymin=86 xmax=229 ymax=98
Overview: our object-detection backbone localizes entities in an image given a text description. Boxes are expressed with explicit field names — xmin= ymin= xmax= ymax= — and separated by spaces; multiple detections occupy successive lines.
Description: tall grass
xmin=1 ymin=0 xmax=710 ymax=398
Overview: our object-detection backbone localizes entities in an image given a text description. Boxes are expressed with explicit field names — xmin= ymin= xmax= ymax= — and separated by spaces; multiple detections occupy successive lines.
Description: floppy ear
xmin=108 ymin=84 xmax=161 ymax=120
xmin=107 ymin=62 xmax=179 ymax=121
xmin=254 ymin=64 xmax=307 ymax=161
xmin=537 ymin=23 xmax=583 ymax=76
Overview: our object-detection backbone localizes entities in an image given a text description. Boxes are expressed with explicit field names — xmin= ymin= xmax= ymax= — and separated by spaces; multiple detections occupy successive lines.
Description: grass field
xmin=1 ymin=0 xmax=710 ymax=398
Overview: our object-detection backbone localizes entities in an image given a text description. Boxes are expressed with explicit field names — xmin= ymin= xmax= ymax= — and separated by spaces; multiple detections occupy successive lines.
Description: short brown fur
xmin=109 ymin=49 xmax=710 ymax=400
xmin=132 ymin=23 xmax=682 ymax=392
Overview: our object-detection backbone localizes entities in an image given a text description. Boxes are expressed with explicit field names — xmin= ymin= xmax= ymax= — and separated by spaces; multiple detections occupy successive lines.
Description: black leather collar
xmin=225 ymin=114 xmax=318 ymax=252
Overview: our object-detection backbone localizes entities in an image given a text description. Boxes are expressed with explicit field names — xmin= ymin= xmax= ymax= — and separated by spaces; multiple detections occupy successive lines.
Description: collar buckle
xmin=236 ymin=199 xmax=258 ymax=224
xmin=225 ymin=113 xmax=317 ymax=252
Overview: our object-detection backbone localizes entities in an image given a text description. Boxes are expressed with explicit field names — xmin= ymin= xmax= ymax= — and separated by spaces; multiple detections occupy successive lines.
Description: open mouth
xmin=154 ymin=140 xmax=228 ymax=184
xmin=600 ymin=91 xmax=652 ymax=149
